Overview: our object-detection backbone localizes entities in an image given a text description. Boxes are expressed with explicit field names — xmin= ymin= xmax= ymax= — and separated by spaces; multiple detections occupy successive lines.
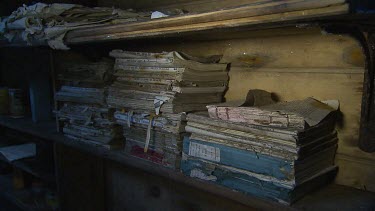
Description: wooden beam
xmin=69 ymin=0 xmax=346 ymax=37
xmin=66 ymin=4 xmax=348 ymax=44
xmin=359 ymin=31 xmax=375 ymax=152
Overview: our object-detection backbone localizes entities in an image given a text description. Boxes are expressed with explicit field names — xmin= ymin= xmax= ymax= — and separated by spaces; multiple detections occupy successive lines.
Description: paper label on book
xmin=188 ymin=142 xmax=220 ymax=162
xmin=190 ymin=169 xmax=217 ymax=181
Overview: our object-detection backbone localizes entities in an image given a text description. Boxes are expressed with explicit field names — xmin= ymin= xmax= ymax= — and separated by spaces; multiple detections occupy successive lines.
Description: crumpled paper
xmin=1 ymin=3 xmax=150 ymax=50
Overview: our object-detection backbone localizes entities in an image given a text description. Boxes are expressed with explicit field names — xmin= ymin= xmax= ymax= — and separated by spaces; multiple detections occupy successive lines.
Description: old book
xmin=111 ymin=80 xmax=226 ymax=93
xmin=110 ymin=50 xmax=227 ymax=71
xmin=58 ymin=60 xmax=114 ymax=85
xmin=56 ymin=103 xmax=112 ymax=125
xmin=108 ymin=88 xmax=223 ymax=104
xmin=125 ymin=138 xmax=181 ymax=169
xmin=207 ymin=97 xmax=338 ymax=130
xmin=123 ymin=127 xmax=182 ymax=152
xmin=181 ymin=154 xmax=338 ymax=205
xmin=108 ymin=50 xmax=229 ymax=115
xmin=56 ymin=96 xmax=123 ymax=149
xmin=187 ymin=113 xmax=336 ymax=143
xmin=189 ymin=131 xmax=338 ymax=161
xmin=182 ymin=91 xmax=339 ymax=204
xmin=114 ymin=111 xmax=185 ymax=134
xmin=114 ymin=69 xmax=229 ymax=82
xmin=63 ymin=123 xmax=122 ymax=144
xmin=55 ymin=86 xmax=106 ymax=105
xmin=183 ymin=136 xmax=337 ymax=182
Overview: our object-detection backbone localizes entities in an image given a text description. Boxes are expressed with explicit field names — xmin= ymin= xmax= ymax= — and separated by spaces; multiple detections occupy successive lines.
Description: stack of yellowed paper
xmin=55 ymin=61 xmax=123 ymax=149
xmin=182 ymin=90 xmax=339 ymax=204
xmin=109 ymin=50 xmax=228 ymax=169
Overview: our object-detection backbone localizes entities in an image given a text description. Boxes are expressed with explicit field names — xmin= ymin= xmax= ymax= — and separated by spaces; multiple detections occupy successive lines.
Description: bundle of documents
xmin=108 ymin=50 xmax=228 ymax=168
xmin=55 ymin=86 xmax=106 ymax=105
xmin=181 ymin=91 xmax=339 ymax=204
xmin=56 ymin=102 xmax=123 ymax=149
xmin=56 ymin=66 xmax=123 ymax=148
xmin=113 ymin=110 xmax=185 ymax=169
xmin=108 ymin=50 xmax=228 ymax=113
xmin=0 ymin=3 xmax=151 ymax=49
xmin=57 ymin=59 xmax=114 ymax=86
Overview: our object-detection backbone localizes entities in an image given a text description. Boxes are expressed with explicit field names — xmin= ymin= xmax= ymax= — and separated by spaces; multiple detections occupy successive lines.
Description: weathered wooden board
xmin=66 ymin=2 xmax=348 ymax=44
xmin=98 ymin=0 xmax=289 ymax=13
xmin=105 ymin=160 xmax=260 ymax=211
xmin=75 ymin=0 xmax=346 ymax=37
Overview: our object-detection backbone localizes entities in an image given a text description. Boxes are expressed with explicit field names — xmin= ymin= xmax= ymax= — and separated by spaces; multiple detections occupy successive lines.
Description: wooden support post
xmin=49 ymin=50 xmax=60 ymax=132
xmin=359 ymin=31 xmax=375 ymax=152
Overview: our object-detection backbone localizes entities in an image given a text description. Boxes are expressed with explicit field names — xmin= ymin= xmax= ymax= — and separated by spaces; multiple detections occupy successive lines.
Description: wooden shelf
xmin=0 ymin=116 xmax=61 ymax=142
xmin=0 ymin=1 xmax=351 ymax=48
xmin=0 ymin=116 xmax=282 ymax=209
xmin=0 ymin=116 xmax=374 ymax=210
xmin=0 ymin=174 xmax=56 ymax=211
xmin=7 ymin=159 xmax=55 ymax=184
xmin=65 ymin=1 xmax=348 ymax=44
xmin=0 ymin=151 xmax=55 ymax=183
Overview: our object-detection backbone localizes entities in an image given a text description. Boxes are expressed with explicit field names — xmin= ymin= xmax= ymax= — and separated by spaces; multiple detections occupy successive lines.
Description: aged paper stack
xmin=181 ymin=94 xmax=339 ymax=204
xmin=1 ymin=3 xmax=151 ymax=49
xmin=55 ymin=61 xmax=123 ymax=149
xmin=109 ymin=50 xmax=228 ymax=169
xmin=57 ymin=59 xmax=114 ymax=87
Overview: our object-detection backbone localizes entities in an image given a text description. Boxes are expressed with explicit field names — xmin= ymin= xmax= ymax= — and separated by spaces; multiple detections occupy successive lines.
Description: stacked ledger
xmin=181 ymin=97 xmax=339 ymax=204
xmin=55 ymin=61 xmax=123 ymax=149
xmin=108 ymin=50 xmax=228 ymax=169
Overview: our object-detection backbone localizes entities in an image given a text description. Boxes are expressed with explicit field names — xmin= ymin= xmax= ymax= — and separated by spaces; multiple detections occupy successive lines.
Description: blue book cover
xmin=183 ymin=136 xmax=336 ymax=181
xmin=181 ymin=155 xmax=337 ymax=204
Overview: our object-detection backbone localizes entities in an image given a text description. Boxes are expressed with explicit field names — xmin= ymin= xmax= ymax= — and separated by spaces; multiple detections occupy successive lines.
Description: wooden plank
xmin=0 ymin=117 xmax=60 ymax=142
xmin=0 ymin=157 xmax=55 ymax=184
xmin=55 ymin=140 xmax=292 ymax=210
xmin=0 ymin=116 xmax=374 ymax=210
xmin=359 ymin=31 xmax=375 ymax=152
xmin=105 ymin=161 xmax=257 ymax=211
xmin=66 ymin=3 xmax=348 ymax=44
xmin=99 ymin=0 xmax=269 ymax=13
xmin=70 ymin=0 xmax=345 ymax=37
xmin=0 ymin=116 xmax=287 ymax=210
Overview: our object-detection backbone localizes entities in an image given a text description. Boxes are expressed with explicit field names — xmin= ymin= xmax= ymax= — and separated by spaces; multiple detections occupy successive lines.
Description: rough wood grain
xmin=66 ymin=3 xmax=348 ymax=44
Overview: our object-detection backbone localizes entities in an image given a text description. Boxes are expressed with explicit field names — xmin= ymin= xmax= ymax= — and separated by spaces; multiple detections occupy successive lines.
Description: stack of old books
xmin=108 ymin=50 xmax=228 ymax=169
xmin=181 ymin=90 xmax=339 ymax=204
xmin=57 ymin=59 xmax=114 ymax=87
xmin=55 ymin=61 xmax=123 ymax=149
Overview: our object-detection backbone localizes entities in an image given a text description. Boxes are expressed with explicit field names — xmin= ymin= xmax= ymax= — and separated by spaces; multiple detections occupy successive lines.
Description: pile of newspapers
xmin=55 ymin=61 xmax=123 ymax=149
xmin=181 ymin=90 xmax=339 ymax=204
xmin=108 ymin=50 xmax=228 ymax=169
